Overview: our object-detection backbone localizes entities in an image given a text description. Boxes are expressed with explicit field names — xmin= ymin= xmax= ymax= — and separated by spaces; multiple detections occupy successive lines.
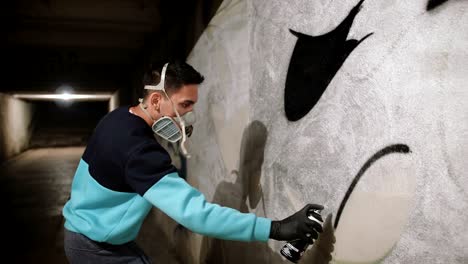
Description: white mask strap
xmin=138 ymin=98 xmax=155 ymax=122
xmin=179 ymin=122 xmax=190 ymax=158
xmin=140 ymin=62 xmax=191 ymax=158
xmin=142 ymin=63 xmax=184 ymax=126
xmin=144 ymin=63 xmax=168 ymax=92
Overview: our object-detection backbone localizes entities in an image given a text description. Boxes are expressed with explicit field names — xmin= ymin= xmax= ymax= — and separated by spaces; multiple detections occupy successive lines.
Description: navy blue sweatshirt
xmin=62 ymin=106 xmax=271 ymax=244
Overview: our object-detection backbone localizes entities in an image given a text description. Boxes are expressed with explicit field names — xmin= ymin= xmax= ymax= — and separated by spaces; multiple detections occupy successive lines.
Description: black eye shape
xmin=284 ymin=0 xmax=373 ymax=121
xmin=427 ymin=0 xmax=451 ymax=11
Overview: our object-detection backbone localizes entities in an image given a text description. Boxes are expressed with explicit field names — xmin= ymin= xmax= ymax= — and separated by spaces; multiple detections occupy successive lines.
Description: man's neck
xmin=130 ymin=105 xmax=153 ymax=127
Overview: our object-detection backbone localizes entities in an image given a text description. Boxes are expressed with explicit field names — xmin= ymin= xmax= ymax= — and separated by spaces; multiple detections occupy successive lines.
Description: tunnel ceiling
xmin=2 ymin=0 xmax=216 ymax=94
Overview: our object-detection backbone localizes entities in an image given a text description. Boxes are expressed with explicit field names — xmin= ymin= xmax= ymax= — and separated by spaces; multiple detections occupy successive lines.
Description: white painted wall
xmin=166 ymin=0 xmax=468 ymax=263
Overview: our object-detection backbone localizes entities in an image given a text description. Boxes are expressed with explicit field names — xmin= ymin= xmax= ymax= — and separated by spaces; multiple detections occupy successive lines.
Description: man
xmin=62 ymin=61 xmax=323 ymax=263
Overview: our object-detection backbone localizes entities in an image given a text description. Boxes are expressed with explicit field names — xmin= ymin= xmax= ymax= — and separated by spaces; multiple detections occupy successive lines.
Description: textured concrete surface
xmin=0 ymin=93 xmax=34 ymax=162
xmin=180 ymin=0 xmax=468 ymax=263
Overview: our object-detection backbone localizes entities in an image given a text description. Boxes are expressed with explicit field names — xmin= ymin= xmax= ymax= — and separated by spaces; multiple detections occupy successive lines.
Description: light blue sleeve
xmin=143 ymin=172 xmax=271 ymax=242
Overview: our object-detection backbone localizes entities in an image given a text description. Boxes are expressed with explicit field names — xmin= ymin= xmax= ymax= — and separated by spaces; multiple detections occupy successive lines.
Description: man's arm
xmin=143 ymin=172 xmax=271 ymax=242
xmin=125 ymin=142 xmax=322 ymax=242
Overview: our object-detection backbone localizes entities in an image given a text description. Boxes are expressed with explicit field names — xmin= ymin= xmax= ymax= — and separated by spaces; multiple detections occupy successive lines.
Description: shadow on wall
xmin=198 ymin=120 xmax=335 ymax=264
xmin=198 ymin=120 xmax=283 ymax=264
xmin=192 ymin=130 xmax=412 ymax=264
xmin=284 ymin=0 xmax=373 ymax=121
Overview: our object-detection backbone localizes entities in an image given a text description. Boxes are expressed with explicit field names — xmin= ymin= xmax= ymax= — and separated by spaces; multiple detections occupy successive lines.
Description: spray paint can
xmin=279 ymin=209 xmax=322 ymax=263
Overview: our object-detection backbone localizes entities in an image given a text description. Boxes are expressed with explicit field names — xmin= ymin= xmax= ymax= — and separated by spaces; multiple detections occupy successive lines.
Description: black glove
xmin=269 ymin=204 xmax=324 ymax=242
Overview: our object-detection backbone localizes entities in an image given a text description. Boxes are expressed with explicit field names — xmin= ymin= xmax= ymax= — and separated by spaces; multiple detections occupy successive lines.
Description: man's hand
xmin=269 ymin=204 xmax=324 ymax=242
xmin=300 ymin=213 xmax=336 ymax=264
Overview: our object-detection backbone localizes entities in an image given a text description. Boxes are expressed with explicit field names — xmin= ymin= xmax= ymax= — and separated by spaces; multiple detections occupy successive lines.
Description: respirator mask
xmin=138 ymin=63 xmax=195 ymax=158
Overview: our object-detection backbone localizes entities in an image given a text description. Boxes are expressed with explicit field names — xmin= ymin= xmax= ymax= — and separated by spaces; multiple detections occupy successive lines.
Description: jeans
xmin=64 ymin=229 xmax=152 ymax=264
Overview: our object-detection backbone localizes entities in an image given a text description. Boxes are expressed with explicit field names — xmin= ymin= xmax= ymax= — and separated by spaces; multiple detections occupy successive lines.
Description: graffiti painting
xmin=284 ymin=0 xmax=373 ymax=121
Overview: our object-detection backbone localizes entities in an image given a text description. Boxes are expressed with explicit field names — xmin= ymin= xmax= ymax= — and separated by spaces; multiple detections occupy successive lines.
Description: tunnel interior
xmin=1 ymin=0 xmax=466 ymax=263
xmin=0 ymin=0 xmax=224 ymax=262
xmin=29 ymin=100 xmax=109 ymax=148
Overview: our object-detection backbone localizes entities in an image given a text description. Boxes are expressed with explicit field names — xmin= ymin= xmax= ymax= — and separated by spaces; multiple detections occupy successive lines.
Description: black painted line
xmin=334 ymin=144 xmax=411 ymax=229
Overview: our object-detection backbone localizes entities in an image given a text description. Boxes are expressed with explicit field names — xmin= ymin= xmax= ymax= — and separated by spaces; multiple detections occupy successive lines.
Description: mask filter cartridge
xmin=152 ymin=116 xmax=182 ymax=143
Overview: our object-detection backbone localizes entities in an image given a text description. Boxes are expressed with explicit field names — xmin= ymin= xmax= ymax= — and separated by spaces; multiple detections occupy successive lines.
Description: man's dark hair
xmin=141 ymin=61 xmax=204 ymax=98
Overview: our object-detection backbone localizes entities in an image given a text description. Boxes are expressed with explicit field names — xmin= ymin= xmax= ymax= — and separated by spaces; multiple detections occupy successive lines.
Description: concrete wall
xmin=108 ymin=89 xmax=120 ymax=111
xmin=178 ymin=0 xmax=468 ymax=263
xmin=0 ymin=93 xmax=35 ymax=162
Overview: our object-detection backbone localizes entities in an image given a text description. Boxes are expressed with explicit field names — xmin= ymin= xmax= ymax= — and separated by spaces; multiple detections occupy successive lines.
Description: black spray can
xmin=280 ymin=209 xmax=322 ymax=263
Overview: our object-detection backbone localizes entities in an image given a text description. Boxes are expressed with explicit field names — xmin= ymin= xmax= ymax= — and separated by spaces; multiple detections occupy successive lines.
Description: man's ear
xmin=149 ymin=92 xmax=162 ymax=107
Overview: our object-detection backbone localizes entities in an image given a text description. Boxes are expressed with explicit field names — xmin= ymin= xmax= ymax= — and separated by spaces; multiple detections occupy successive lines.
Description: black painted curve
xmin=334 ymin=144 xmax=411 ymax=229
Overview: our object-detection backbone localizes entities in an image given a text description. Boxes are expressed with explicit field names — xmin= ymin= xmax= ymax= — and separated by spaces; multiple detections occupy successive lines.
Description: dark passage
xmin=30 ymin=101 xmax=108 ymax=148
xmin=284 ymin=0 xmax=373 ymax=121
xmin=0 ymin=102 xmax=108 ymax=262
xmin=0 ymin=147 xmax=83 ymax=262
